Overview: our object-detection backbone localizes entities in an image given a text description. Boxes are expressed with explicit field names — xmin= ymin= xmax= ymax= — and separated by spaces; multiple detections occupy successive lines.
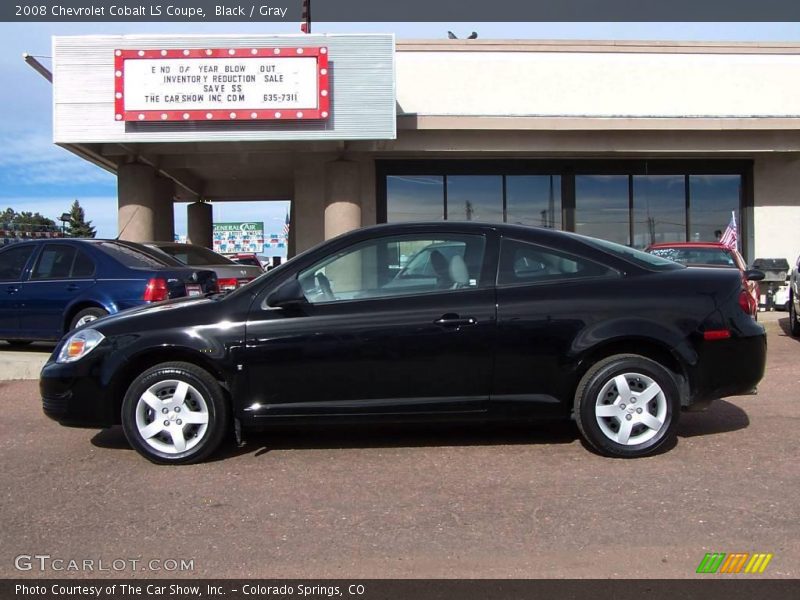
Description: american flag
xmin=720 ymin=211 xmax=738 ymax=251
xmin=283 ymin=211 xmax=291 ymax=239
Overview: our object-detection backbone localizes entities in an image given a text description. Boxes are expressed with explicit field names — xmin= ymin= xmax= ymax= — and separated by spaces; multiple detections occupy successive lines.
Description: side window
xmin=298 ymin=234 xmax=487 ymax=304
xmin=0 ymin=245 xmax=35 ymax=281
xmin=498 ymin=239 xmax=617 ymax=285
xmin=71 ymin=249 xmax=96 ymax=278
xmin=32 ymin=244 xmax=77 ymax=280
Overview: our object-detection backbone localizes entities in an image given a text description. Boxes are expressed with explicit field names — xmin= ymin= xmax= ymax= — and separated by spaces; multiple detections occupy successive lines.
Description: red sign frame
xmin=114 ymin=46 xmax=330 ymax=122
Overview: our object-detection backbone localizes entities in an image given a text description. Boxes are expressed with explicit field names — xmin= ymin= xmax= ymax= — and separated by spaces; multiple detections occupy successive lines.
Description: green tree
xmin=65 ymin=199 xmax=96 ymax=238
xmin=0 ymin=208 xmax=57 ymax=232
xmin=14 ymin=211 xmax=57 ymax=231
xmin=1 ymin=208 xmax=15 ymax=228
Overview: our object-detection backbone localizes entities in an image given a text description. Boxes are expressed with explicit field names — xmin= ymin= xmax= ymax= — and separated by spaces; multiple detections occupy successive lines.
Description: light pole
xmin=59 ymin=212 xmax=71 ymax=236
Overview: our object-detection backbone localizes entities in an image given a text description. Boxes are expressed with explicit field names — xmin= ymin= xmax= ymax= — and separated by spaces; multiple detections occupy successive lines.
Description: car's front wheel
xmin=574 ymin=354 xmax=681 ymax=458
xmin=121 ymin=362 xmax=230 ymax=464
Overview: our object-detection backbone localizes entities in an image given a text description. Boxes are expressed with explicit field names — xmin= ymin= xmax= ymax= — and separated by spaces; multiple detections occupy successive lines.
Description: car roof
xmin=646 ymin=242 xmax=730 ymax=250
xmin=0 ymin=238 xmax=116 ymax=248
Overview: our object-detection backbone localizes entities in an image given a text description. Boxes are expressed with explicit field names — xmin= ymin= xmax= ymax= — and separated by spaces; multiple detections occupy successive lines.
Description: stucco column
xmin=324 ymin=160 xmax=361 ymax=239
xmin=187 ymin=201 xmax=213 ymax=249
xmin=117 ymin=163 xmax=157 ymax=242
xmin=324 ymin=160 xmax=363 ymax=292
xmin=153 ymin=177 xmax=176 ymax=242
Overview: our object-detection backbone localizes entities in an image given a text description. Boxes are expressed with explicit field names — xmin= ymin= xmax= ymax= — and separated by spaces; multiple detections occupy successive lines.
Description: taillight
xmin=143 ymin=277 xmax=169 ymax=302
xmin=703 ymin=329 xmax=731 ymax=341
xmin=738 ymin=289 xmax=755 ymax=316
xmin=218 ymin=277 xmax=238 ymax=291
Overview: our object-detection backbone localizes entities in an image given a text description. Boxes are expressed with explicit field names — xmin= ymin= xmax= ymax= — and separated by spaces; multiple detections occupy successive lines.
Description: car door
xmin=18 ymin=243 xmax=97 ymax=339
xmin=0 ymin=244 xmax=38 ymax=338
xmin=243 ymin=230 xmax=498 ymax=416
xmin=492 ymin=237 xmax=621 ymax=416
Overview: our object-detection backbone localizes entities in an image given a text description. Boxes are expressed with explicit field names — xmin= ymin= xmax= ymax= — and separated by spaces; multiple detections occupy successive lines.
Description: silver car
xmin=146 ymin=243 xmax=263 ymax=291
xmin=790 ymin=255 xmax=800 ymax=336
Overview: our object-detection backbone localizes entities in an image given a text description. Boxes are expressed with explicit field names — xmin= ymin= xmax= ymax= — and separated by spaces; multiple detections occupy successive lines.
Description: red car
xmin=645 ymin=242 xmax=761 ymax=318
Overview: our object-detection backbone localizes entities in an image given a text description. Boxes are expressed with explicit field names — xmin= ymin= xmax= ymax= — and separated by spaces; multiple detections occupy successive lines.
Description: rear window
xmin=158 ymin=245 xmax=235 ymax=266
xmin=234 ymin=257 xmax=261 ymax=267
xmin=98 ymin=242 xmax=168 ymax=269
xmin=648 ymin=247 xmax=736 ymax=268
xmin=577 ymin=236 xmax=684 ymax=271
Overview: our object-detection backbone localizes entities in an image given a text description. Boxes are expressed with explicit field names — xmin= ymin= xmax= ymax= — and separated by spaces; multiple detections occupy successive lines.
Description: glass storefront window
xmin=689 ymin=175 xmax=741 ymax=243
xmin=506 ymin=176 xmax=562 ymax=229
xmin=446 ymin=176 xmax=504 ymax=222
xmin=382 ymin=166 xmax=744 ymax=255
xmin=387 ymin=175 xmax=444 ymax=222
xmin=575 ymin=175 xmax=630 ymax=246
xmin=632 ymin=175 xmax=686 ymax=248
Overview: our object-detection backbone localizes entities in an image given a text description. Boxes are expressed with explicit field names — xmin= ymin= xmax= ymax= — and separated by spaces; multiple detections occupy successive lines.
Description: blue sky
xmin=2 ymin=21 xmax=800 ymax=240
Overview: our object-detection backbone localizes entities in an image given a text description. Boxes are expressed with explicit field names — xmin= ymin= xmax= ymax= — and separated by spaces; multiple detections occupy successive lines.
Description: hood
xmin=91 ymin=296 xmax=214 ymax=331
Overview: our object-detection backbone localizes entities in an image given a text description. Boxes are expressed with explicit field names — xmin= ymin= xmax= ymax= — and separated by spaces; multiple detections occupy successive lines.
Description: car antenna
xmin=115 ymin=206 xmax=140 ymax=241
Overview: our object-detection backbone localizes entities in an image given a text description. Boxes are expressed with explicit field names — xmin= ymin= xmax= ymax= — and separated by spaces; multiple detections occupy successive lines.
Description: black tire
xmin=5 ymin=340 xmax=33 ymax=347
xmin=574 ymin=354 xmax=681 ymax=458
xmin=69 ymin=307 xmax=108 ymax=331
xmin=121 ymin=362 xmax=230 ymax=465
xmin=790 ymin=293 xmax=800 ymax=337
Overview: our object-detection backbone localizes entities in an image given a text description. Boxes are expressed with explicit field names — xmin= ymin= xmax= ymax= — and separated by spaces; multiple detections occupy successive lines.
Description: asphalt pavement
xmin=1 ymin=313 xmax=797 ymax=578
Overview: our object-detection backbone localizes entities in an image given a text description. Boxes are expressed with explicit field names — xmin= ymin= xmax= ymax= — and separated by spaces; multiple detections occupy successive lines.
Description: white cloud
xmin=0 ymin=130 xmax=115 ymax=187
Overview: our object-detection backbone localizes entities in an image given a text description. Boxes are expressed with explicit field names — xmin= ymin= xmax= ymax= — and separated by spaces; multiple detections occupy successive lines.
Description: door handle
xmin=434 ymin=313 xmax=477 ymax=328
xmin=66 ymin=284 xmax=81 ymax=291
xmin=5 ymin=286 xmax=19 ymax=294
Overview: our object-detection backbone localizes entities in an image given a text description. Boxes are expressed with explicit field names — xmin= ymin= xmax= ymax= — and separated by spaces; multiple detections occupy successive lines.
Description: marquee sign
xmin=114 ymin=47 xmax=330 ymax=122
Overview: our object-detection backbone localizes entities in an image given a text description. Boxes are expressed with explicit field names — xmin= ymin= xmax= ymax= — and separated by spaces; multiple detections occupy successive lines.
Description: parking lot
xmin=1 ymin=312 xmax=797 ymax=579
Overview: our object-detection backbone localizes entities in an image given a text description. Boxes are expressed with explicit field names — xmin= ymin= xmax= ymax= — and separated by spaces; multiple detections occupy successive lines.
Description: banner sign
xmin=213 ymin=222 xmax=265 ymax=254
xmin=7 ymin=1 xmax=800 ymax=22
xmin=114 ymin=47 xmax=330 ymax=122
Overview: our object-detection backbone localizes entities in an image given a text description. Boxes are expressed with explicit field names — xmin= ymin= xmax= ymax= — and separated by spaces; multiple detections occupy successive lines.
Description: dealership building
xmin=50 ymin=33 xmax=800 ymax=265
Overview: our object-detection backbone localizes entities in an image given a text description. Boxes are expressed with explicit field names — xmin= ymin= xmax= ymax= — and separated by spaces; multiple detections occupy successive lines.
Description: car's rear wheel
xmin=121 ymin=362 xmax=229 ymax=465
xmin=790 ymin=293 xmax=800 ymax=337
xmin=574 ymin=354 xmax=681 ymax=458
xmin=69 ymin=307 xmax=108 ymax=330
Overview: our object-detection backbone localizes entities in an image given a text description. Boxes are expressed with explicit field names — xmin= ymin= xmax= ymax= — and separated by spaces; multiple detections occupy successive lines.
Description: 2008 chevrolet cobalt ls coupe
xmin=41 ymin=223 xmax=766 ymax=464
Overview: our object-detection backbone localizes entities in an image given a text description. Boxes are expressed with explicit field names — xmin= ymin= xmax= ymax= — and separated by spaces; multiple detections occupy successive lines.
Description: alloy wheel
xmin=594 ymin=372 xmax=667 ymax=445
xmin=134 ymin=379 xmax=210 ymax=454
xmin=75 ymin=314 xmax=99 ymax=328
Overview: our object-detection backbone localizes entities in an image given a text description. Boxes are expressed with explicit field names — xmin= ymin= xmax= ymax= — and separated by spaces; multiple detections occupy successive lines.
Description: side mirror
xmin=745 ymin=269 xmax=765 ymax=282
xmin=266 ymin=278 xmax=308 ymax=308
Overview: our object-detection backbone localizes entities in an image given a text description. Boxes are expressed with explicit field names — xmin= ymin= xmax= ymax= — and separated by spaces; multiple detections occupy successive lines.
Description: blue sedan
xmin=0 ymin=239 xmax=216 ymax=344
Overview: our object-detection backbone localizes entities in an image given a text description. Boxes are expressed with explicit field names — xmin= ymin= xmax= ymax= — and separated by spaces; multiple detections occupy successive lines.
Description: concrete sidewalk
xmin=0 ymin=342 xmax=55 ymax=380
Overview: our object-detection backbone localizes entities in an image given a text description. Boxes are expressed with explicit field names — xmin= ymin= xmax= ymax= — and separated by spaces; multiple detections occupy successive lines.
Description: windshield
xmin=158 ymin=244 xmax=236 ymax=266
xmin=576 ymin=236 xmax=684 ymax=271
xmin=647 ymin=246 xmax=737 ymax=268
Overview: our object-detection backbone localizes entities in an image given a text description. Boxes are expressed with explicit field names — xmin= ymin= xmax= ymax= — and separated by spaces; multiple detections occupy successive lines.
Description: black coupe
xmin=41 ymin=223 xmax=766 ymax=464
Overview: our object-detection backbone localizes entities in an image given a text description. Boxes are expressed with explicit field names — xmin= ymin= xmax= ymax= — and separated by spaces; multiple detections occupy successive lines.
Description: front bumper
xmin=40 ymin=353 xmax=117 ymax=428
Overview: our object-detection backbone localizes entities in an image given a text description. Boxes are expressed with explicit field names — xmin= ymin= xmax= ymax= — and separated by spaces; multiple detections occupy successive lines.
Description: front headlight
xmin=56 ymin=329 xmax=105 ymax=364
